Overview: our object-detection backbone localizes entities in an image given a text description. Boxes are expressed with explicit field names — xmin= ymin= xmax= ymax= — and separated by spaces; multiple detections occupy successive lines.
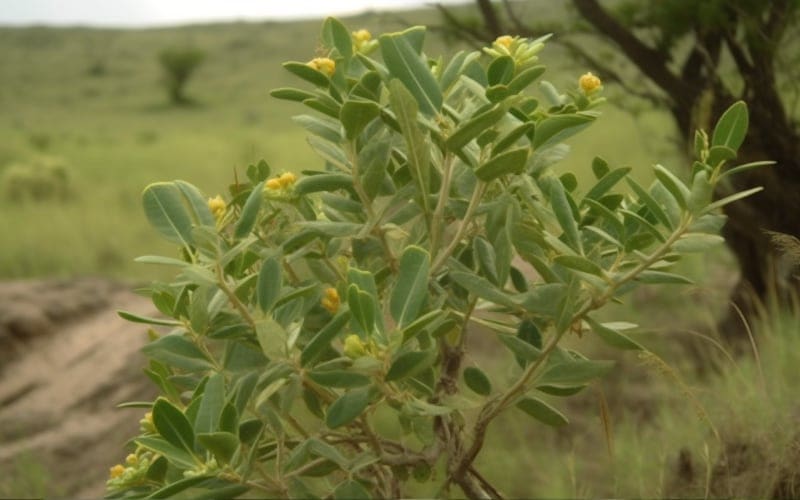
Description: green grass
xmin=0 ymin=8 xmax=681 ymax=281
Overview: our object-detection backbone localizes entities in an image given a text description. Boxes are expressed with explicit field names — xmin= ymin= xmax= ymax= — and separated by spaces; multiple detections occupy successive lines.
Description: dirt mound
xmin=0 ymin=278 xmax=157 ymax=497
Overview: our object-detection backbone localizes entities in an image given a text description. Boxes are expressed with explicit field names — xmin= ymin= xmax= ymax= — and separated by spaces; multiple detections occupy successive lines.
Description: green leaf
xmin=474 ymin=147 xmax=529 ymax=181
xmin=348 ymin=285 xmax=376 ymax=336
xmin=533 ymin=114 xmax=594 ymax=150
xmin=636 ymin=270 xmax=694 ymax=284
xmin=463 ymin=366 xmax=492 ymax=395
xmin=142 ymin=182 xmax=194 ymax=247
xmin=234 ymin=181 xmax=264 ymax=239
xmin=388 ymin=79 xmax=430 ymax=201
xmin=448 ymin=271 xmax=518 ymax=309
xmin=386 ymin=350 xmax=436 ymax=381
xmin=492 ymin=122 xmax=534 ymax=156
xmin=257 ymin=256 xmax=282 ymax=314
xmin=591 ymin=156 xmax=609 ymax=178
xmin=118 ymin=310 xmax=181 ymax=327
xmin=497 ymin=334 xmax=542 ymax=363
xmin=379 ymin=27 xmax=442 ymax=116
xmin=487 ymin=55 xmax=515 ymax=85
xmin=152 ymin=398 xmax=196 ymax=454
xmin=626 ymin=178 xmax=673 ymax=230
xmin=706 ymin=145 xmax=736 ymax=166
xmin=548 ymin=177 xmax=582 ymax=253
xmin=586 ymin=316 xmax=642 ymax=350
xmin=447 ymin=103 xmax=507 ymax=151
xmin=334 ymin=480 xmax=371 ymax=500
xmin=341 ymin=100 xmax=380 ymax=140
xmin=326 ymin=387 xmax=372 ymax=428
xmin=270 ymin=87 xmax=316 ymax=102
xmin=194 ymin=372 xmax=224 ymax=434
xmin=672 ymin=233 xmax=725 ymax=252
xmin=301 ymin=311 xmax=351 ymax=367
xmin=719 ymin=160 xmax=774 ymax=180
xmin=653 ymin=164 xmax=689 ymax=209
xmin=582 ymin=167 xmax=631 ymax=203
xmin=473 ymin=236 xmax=499 ymax=285
xmin=553 ymin=255 xmax=605 ymax=276
xmin=135 ymin=436 xmax=197 ymax=469
xmin=175 ymin=180 xmax=215 ymax=228
xmin=359 ymin=138 xmax=392 ymax=200
xmin=294 ymin=173 xmax=353 ymax=195
xmin=537 ymin=384 xmax=586 ymax=397
xmin=283 ymin=61 xmax=330 ymax=87
xmin=390 ymin=246 xmax=431 ymax=328
xmin=196 ymin=431 xmax=239 ymax=465
xmin=308 ymin=370 xmax=371 ymax=388
xmin=294 ymin=114 xmax=341 ymax=143
xmin=539 ymin=359 xmax=615 ymax=385
xmin=702 ymin=186 xmax=763 ymax=214
xmin=712 ymin=100 xmax=748 ymax=151
xmin=507 ymin=65 xmax=546 ymax=93
xmin=145 ymin=475 xmax=212 ymax=499
xmin=516 ymin=397 xmax=569 ymax=427
xmin=141 ymin=334 xmax=214 ymax=372
xmin=322 ymin=17 xmax=353 ymax=59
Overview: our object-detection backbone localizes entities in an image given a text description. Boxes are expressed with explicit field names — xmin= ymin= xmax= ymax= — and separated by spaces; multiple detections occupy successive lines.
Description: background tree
xmin=158 ymin=46 xmax=206 ymax=105
xmin=440 ymin=0 xmax=800 ymax=338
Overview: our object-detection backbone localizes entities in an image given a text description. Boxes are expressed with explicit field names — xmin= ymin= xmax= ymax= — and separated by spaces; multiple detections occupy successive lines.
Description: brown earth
xmin=0 ymin=278 xmax=157 ymax=498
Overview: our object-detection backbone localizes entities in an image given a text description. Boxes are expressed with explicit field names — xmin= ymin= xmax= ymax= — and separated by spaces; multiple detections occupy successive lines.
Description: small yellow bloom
xmin=321 ymin=287 xmax=340 ymax=314
xmin=265 ymin=178 xmax=282 ymax=190
xmin=353 ymin=29 xmax=371 ymax=44
xmin=495 ymin=35 xmax=514 ymax=49
xmin=208 ymin=195 xmax=226 ymax=220
xmin=109 ymin=464 xmax=125 ymax=479
xmin=579 ymin=72 xmax=602 ymax=94
xmin=125 ymin=454 xmax=138 ymax=466
xmin=308 ymin=57 xmax=336 ymax=77
xmin=278 ymin=172 xmax=297 ymax=188
xmin=343 ymin=334 xmax=367 ymax=359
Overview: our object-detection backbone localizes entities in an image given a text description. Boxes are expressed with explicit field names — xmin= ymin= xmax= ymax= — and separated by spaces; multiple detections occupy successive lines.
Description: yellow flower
xmin=353 ymin=29 xmax=371 ymax=44
xmin=125 ymin=454 xmax=138 ymax=466
xmin=278 ymin=172 xmax=297 ymax=188
xmin=494 ymin=35 xmax=514 ymax=49
xmin=208 ymin=195 xmax=226 ymax=220
xmin=265 ymin=178 xmax=282 ymax=190
xmin=308 ymin=57 xmax=336 ymax=77
xmin=579 ymin=72 xmax=602 ymax=94
xmin=321 ymin=287 xmax=340 ymax=314
xmin=343 ymin=334 xmax=367 ymax=359
xmin=109 ymin=464 xmax=125 ymax=479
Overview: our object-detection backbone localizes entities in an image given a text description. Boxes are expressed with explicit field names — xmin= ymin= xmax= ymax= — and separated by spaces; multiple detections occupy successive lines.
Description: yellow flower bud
xmin=125 ymin=454 xmax=138 ymax=466
xmin=109 ymin=464 xmax=125 ymax=479
xmin=265 ymin=178 xmax=282 ymax=190
xmin=321 ymin=287 xmax=340 ymax=314
xmin=494 ymin=35 xmax=514 ymax=49
xmin=278 ymin=172 xmax=297 ymax=187
xmin=579 ymin=72 xmax=602 ymax=94
xmin=343 ymin=334 xmax=367 ymax=359
xmin=308 ymin=57 xmax=336 ymax=77
xmin=353 ymin=29 xmax=371 ymax=44
xmin=208 ymin=195 xmax=226 ymax=220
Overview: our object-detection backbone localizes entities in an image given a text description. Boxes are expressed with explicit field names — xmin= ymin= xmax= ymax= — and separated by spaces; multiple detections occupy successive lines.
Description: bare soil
xmin=0 ymin=278 xmax=157 ymax=497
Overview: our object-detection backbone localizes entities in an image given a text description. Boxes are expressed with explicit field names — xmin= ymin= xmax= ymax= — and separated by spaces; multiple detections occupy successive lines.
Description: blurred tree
xmin=158 ymin=46 xmax=206 ymax=105
xmin=440 ymin=0 xmax=800 ymax=338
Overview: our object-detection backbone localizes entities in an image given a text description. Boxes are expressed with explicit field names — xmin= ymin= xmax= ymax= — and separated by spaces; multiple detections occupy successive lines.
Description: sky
xmin=0 ymin=0 xmax=466 ymax=27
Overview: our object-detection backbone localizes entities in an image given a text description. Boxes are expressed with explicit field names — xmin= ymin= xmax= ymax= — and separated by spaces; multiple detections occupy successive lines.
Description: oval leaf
xmin=463 ymin=366 xmax=492 ymax=395
xmin=326 ymin=387 xmax=372 ymax=429
xmin=152 ymin=398 xmax=196 ymax=454
xmin=390 ymin=246 xmax=430 ymax=328
xmin=235 ymin=181 xmax=264 ymax=239
xmin=516 ymin=397 xmax=569 ymax=427
xmin=385 ymin=350 xmax=436 ymax=382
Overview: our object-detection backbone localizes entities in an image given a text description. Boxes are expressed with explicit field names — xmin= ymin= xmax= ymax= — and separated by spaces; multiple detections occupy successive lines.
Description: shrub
xmin=158 ymin=46 xmax=206 ymax=105
xmin=109 ymin=18 xmax=764 ymax=499
xmin=1 ymin=156 xmax=72 ymax=202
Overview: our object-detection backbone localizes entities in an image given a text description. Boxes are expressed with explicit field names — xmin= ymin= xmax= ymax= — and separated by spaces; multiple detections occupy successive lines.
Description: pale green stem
xmin=430 ymin=153 xmax=455 ymax=261
xmin=431 ymin=181 xmax=487 ymax=273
